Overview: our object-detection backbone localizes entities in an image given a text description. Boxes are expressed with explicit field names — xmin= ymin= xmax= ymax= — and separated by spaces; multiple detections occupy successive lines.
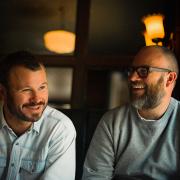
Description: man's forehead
xmin=8 ymin=65 xmax=47 ymax=82
xmin=133 ymin=48 xmax=166 ymax=66
xmin=9 ymin=65 xmax=44 ymax=73
xmin=8 ymin=66 xmax=47 ymax=89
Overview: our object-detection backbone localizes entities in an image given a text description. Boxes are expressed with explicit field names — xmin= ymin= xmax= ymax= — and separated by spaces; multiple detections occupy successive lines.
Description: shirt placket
xmin=6 ymin=134 xmax=24 ymax=180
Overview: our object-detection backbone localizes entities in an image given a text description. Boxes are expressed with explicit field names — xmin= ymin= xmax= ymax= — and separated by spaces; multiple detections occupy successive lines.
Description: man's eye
xmin=39 ymin=86 xmax=47 ymax=90
xmin=21 ymin=88 xmax=31 ymax=92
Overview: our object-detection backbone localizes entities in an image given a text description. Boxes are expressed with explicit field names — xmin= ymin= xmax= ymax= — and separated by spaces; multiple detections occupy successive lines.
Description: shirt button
xmin=16 ymin=143 xmax=19 ymax=145
xmin=11 ymin=163 xmax=14 ymax=167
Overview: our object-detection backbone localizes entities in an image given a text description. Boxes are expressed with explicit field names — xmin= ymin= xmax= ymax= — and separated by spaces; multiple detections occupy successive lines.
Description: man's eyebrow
xmin=41 ymin=82 xmax=48 ymax=85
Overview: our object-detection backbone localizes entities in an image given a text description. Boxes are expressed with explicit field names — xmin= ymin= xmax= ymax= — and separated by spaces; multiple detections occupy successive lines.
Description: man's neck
xmin=138 ymin=97 xmax=171 ymax=120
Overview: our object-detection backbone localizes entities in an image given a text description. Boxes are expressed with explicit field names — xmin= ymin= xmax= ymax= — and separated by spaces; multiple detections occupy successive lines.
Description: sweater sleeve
xmin=82 ymin=112 xmax=115 ymax=180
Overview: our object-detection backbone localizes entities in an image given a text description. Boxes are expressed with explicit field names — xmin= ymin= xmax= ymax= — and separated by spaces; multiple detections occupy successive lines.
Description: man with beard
xmin=0 ymin=51 xmax=76 ymax=180
xmin=82 ymin=46 xmax=180 ymax=180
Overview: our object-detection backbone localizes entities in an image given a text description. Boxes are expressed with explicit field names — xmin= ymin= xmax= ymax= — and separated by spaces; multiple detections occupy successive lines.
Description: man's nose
xmin=30 ymin=91 xmax=41 ymax=102
xmin=128 ymin=71 xmax=141 ymax=81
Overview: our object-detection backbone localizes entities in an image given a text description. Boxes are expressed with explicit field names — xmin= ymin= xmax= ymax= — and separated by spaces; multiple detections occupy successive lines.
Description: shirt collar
xmin=32 ymin=111 xmax=45 ymax=134
xmin=29 ymin=106 xmax=49 ymax=134
xmin=136 ymin=109 xmax=156 ymax=122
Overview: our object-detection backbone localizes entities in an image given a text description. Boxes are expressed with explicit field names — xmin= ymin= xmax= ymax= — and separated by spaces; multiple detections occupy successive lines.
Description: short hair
xmin=159 ymin=46 xmax=179 ymax=77
xmin=142 ymin=46 xmax=179 ymax=77
xmin=0 ymin=50 xmax=43 ymax=87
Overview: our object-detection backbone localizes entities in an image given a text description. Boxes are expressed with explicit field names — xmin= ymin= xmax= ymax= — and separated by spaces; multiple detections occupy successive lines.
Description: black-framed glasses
xmin=127 ymin=65 xmax=172 ymax=78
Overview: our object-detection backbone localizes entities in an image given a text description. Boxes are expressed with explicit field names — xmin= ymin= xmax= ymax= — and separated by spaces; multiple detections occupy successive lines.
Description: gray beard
xmin=130 ymin=76 xmax=165 ymax=110
xmin=131 ymin=93 xmax=161 ymax=110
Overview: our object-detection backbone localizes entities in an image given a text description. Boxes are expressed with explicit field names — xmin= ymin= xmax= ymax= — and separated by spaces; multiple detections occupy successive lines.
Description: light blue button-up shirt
xmin=0 ymin=104 xmax=76 ymax=180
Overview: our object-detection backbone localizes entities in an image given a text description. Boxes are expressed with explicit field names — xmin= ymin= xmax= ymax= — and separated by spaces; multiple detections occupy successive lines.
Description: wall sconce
xmin=142 ymin=14 xmax=165 ymax=46
xmin=143 ymin=31 xmax=163 ymax=46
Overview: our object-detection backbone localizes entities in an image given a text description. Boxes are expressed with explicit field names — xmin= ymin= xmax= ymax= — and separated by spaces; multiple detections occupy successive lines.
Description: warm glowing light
xmin=142 ymin=14 xmax=165 ymax=40
xmin=44 ymin=30 xmax=75 ymax=54
xmin=143 ymin=31 xmax=163 ymax=46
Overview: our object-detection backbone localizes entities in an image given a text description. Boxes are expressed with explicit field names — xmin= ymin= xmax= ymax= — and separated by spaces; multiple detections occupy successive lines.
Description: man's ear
xmin=166 ymin=72 xmax=177 ymax=87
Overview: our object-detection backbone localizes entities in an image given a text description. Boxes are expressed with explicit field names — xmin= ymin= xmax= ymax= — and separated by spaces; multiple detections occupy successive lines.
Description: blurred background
xmin=0 ymin=0 xmax=179 ymax=109
xmin=1 ymin=1 xmax=180 ymax=179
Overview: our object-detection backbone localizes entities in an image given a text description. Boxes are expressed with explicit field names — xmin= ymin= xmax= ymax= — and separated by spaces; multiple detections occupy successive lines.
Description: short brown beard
xmin=5 ymin=88 xmax=47 ymax=122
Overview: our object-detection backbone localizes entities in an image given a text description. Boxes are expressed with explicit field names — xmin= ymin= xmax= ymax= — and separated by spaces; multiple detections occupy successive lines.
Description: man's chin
xmin=23 ymin=106 xmax=46 ymax=121
xmin=130 ymin=95 xmax=143 ymax=103
xmin=131 ymin=97 xmax=146 ymax=109
xmin=21 ymin=112 xmax=43 ymax=122
xmin=30 ymin=113 xmax=43 ymax=121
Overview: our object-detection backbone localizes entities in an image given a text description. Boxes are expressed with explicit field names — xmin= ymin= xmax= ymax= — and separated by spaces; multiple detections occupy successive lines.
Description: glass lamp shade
xmin=143 ymin=31 xmax=163 ymax=46
xmin=142 ymin=14 xmax=165 ymax=40
xmin=44 ymin=30 xmax=75 ymax=54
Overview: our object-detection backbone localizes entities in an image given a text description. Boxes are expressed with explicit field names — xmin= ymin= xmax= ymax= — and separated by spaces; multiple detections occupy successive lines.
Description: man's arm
xmin=82 ymin=116 xmax=115 ymax=180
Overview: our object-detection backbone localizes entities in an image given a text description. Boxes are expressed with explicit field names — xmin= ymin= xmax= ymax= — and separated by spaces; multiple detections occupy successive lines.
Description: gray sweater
xmin=82 ymin=97 xmax=180 ymax=180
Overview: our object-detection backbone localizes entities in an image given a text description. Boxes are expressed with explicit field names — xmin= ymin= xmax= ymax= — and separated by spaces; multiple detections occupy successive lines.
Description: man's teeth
xmin=132 ymin=85 xmax=144 ymax=88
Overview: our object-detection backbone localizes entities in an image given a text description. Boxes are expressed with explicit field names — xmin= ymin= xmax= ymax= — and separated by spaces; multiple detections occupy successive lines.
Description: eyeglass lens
xmin=127 ymin=67 xmax=149 ymax=78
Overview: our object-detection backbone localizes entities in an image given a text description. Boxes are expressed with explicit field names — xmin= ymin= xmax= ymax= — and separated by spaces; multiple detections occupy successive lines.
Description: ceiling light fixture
xmin=43 ymin=6 xmax=75 ymax=54
xmin=44 ymin=30 xmax=75 ymax=54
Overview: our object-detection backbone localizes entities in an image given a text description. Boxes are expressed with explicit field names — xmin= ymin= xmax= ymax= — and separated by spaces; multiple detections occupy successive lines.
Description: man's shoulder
xmin=100 ymin=103 xmax=133 ymax=126
xmin=42 ymin=105 xmax=75 ymax=130
xmin=103 ymin=103 xmax=132 ymax=118
xmin=171 ymin=97 xmax=180 ymax=105
xmin=170 ymin=97 xmax=180 ymax=113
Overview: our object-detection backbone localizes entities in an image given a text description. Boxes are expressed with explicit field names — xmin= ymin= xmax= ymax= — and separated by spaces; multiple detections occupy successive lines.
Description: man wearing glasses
xmin=82 ymin=46 xmax=180 ymax=180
